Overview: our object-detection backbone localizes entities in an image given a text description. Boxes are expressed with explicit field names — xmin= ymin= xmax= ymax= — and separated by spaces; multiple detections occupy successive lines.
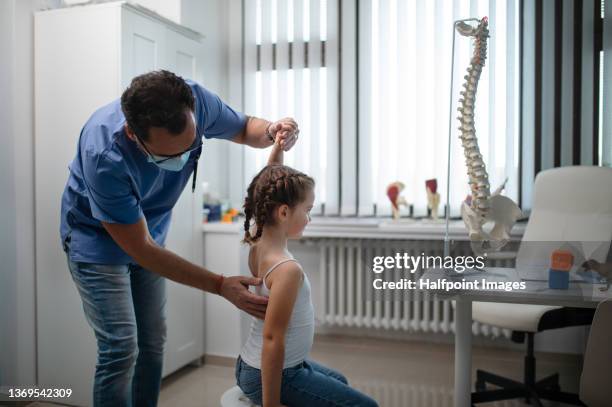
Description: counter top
xmin=202 ymin=217 xmax=526 ymax=241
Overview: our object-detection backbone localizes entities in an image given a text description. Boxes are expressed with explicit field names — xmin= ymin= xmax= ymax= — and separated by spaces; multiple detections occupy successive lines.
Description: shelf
xmin=202 ymin=217 xmax=526 ymax=241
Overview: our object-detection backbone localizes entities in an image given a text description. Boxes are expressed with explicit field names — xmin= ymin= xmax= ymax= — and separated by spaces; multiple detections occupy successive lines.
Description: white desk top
xmin=419 ymin=267 xmax=611 ymax=308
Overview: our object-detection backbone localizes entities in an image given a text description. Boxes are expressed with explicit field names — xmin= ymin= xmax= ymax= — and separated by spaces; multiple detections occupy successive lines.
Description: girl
xmin=235 ymin=138 xmax=378 ymax=407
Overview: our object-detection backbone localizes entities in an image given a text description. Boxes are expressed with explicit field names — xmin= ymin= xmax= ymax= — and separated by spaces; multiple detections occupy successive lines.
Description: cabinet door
xmin=166 ymin=29 xmax=200 ymax=81
xmin=121 ymin=8 xmax=167 ymax=88
xmin=160 ymin=29 xmax=205 ymax=377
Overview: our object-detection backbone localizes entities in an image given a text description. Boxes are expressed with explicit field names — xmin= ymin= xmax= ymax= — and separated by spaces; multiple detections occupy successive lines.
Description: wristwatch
xmin=265 ymin=122 xmax=275 ymax=142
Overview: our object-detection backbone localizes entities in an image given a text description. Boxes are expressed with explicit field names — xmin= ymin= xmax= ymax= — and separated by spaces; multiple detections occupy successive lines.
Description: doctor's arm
xmin=231 ymin=116 xmax=298 ymax=150
xmin=101 ymin=218 xmax=268 ymax=319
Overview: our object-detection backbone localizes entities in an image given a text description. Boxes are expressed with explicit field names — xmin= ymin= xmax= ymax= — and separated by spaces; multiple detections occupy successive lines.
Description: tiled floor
xmin=16 ymin=334 xmax=583 ymax=407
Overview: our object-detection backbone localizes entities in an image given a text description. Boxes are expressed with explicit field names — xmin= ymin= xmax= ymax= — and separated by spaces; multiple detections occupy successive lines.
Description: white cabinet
xmin=35 ymin=2 xmax=205 ymax=405
xmin=202 ymin=227 xmax=252 ymax=357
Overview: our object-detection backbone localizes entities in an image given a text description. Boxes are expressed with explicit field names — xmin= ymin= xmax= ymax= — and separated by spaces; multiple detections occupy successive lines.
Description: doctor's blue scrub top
xmin=60 ymin=80 xmax=246 ymax=264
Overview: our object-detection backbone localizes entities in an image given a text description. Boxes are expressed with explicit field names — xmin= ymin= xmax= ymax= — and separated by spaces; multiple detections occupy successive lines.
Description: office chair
xmin=471 ymin=166 xmax=612 ymax=406
xmin=579 ymin=299 xmax=612 ymax=407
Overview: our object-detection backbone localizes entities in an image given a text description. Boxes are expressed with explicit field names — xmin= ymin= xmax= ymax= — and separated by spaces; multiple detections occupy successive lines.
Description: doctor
xmin=59 ymin=70 xmax=299 ymax=407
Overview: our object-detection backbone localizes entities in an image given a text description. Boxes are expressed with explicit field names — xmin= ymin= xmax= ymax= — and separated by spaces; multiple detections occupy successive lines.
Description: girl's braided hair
xmin=242 ymin=164 xmax=315 ymax=245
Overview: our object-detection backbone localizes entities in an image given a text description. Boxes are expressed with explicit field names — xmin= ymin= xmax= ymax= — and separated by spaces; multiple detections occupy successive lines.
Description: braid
xmin=242 ymin=164 xmax=315 ymax=245
xmin=242 ymin=195 xmax=254 ymax=243
xmin=242 ymin=171 xmax=260 ymax=244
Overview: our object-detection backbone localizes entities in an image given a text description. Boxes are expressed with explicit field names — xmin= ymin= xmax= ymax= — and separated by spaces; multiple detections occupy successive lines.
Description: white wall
xmin=0 ymin=0 xmax=63 ymax=387
xmin=151 ymin=0 xmax=246 ymax=207
xmin=0 ymin=0 xmax=20 ymax=387
xmin=182 ymin=0 xmax=234 ymax=202
xmin=142 ymin=0 xmax=236 ymax=203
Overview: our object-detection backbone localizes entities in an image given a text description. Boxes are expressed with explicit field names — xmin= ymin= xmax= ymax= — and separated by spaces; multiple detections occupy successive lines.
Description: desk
xmin=419 ymin=267 xmax=611 ymax=407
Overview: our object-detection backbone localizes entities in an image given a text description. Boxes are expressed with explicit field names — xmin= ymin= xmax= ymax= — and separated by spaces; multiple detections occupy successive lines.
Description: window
xmin=241 ymin=0 xmax=520 ymax=218
xmin=242 ymin=0 xmax=339 ymax=215
xmin=357 ymin=0 xmax=521 ymax=217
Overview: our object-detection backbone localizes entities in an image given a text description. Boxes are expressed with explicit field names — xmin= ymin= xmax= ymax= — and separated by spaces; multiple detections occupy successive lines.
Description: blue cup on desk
xmin=548 ymin=268 xmax=569 ymax=289
xmin=548 ymin=249 xmax=573 ymax=290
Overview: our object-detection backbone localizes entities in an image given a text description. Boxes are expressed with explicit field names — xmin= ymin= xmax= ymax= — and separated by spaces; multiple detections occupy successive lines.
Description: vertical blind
xmin=241 ymin=0 xmax=526 ymax=217
xmin=243 ymin=0 xmax=339 ymax=215
xmin=521 ymin=0 xmax=607 ymax=210
xmin=357 ymin=0 xmax=520 ymax=217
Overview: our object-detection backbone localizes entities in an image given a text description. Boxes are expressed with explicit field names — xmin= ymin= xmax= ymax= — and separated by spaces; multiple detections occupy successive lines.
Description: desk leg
xmin=454 ymin=297 xmax=472 ymax=407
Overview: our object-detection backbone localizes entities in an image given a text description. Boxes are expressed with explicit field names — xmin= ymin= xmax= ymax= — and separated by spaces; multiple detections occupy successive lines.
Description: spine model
xmin=455 ymin=17 xmax=522 ymax=254
xmin=457 ymin=17 xmax=490 ymax=220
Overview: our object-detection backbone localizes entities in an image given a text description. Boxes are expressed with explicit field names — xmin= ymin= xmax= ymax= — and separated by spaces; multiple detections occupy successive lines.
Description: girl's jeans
xmin=235 ymin=355 xmax=379 ymax=407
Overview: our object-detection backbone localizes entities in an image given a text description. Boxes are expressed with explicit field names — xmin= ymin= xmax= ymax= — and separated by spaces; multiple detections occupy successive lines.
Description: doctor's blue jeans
xmin=66 ymin=252 xmax=167 ymax=407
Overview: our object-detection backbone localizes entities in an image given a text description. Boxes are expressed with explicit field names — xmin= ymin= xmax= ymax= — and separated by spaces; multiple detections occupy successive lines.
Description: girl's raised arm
xmin=267 ymin=137 xmax=284 ymax=165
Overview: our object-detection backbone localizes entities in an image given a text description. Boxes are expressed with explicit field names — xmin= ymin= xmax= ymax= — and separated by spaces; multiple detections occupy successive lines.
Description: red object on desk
xmin=551 ymin=250 xmax=574 ymax=272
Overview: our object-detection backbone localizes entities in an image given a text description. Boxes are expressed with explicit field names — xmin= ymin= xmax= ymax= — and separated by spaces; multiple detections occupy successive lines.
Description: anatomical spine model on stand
xmin=455 ymin=17 xmax=522 ymax=254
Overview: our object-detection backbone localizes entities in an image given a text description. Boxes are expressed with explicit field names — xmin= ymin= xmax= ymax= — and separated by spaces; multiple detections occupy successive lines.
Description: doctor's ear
xmin=124 ymin=124 xmax=137 ymax=141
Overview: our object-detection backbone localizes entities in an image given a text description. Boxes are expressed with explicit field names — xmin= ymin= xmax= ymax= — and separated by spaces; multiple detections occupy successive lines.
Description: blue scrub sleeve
xmin=191 ymin=82 xmax=247 ymax=140
xmin=82 ymin=149 xmax=144 ymax=224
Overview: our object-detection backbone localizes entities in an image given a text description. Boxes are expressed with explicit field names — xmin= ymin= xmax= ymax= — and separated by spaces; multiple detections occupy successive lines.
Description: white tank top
xmin=240 ymin=258 xmax=315 ymax=369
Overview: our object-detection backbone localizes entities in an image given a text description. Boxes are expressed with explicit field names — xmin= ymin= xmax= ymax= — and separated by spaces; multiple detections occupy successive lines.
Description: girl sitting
xmin=235 ymin=137 xmax=378 ymax=407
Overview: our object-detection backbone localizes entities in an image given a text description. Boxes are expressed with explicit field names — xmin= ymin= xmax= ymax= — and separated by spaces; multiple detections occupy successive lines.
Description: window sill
xmin=202 ymin=216 xmax=526 ymax=241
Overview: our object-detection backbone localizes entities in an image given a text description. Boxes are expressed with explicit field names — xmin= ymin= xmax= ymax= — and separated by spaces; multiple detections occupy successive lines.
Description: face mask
xmin=147 ymin=151 xmax=190 ymax=172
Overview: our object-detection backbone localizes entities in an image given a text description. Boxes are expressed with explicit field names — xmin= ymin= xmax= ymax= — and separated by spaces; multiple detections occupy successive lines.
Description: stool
xmin=220 ymin=386 xmax=260 ymax=407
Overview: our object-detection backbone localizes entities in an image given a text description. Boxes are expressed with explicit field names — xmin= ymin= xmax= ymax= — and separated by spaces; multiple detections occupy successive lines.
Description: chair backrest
xmin=580 ymin=300 xmax=612 ymax=407
xmin=516 ymin=166 xmax=612 ymax=279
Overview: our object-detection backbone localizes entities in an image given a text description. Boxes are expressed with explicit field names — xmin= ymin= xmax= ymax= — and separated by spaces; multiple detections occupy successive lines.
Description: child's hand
xmin=274 ymin=134 xmax=285 ymax=149
xmin=276 ymin=129 xmax=299 ymax=151
xmin=268 ymin=118 xmax=299 ymax=151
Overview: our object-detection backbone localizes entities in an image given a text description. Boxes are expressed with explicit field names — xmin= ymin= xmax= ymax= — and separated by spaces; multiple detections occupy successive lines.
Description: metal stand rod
xmin=454 ymin=297 xmax=473 ymax=407
xmin=444 ymin=23 xmax=457 ymax=258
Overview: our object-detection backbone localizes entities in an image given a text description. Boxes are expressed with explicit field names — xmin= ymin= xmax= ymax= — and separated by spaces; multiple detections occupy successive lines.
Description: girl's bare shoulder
xmin=250 ymin=244 xmax=296 ymax=278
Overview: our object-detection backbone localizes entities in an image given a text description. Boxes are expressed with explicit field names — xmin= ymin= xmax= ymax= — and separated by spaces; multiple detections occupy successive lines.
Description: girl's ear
xmin=277 ymin=204 xmax=290 ymax=221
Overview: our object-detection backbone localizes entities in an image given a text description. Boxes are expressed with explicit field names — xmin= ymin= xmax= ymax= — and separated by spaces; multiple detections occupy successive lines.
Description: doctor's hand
xmin=219 ymin=275 xmax=268 ymax=319
xmin=267 ymin=117 xmax=300 ymax=151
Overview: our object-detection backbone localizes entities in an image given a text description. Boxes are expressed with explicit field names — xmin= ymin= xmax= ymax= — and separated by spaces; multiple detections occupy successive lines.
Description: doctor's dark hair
xmin=121 ymin=70 xmax=195 ymax=141
xmin=242 ymin=164 xmax=315 ymax=245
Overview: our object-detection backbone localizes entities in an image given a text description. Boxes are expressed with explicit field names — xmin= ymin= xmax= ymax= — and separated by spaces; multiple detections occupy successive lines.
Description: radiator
xmin=316 ymin=238 xmax=515 ymax=338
